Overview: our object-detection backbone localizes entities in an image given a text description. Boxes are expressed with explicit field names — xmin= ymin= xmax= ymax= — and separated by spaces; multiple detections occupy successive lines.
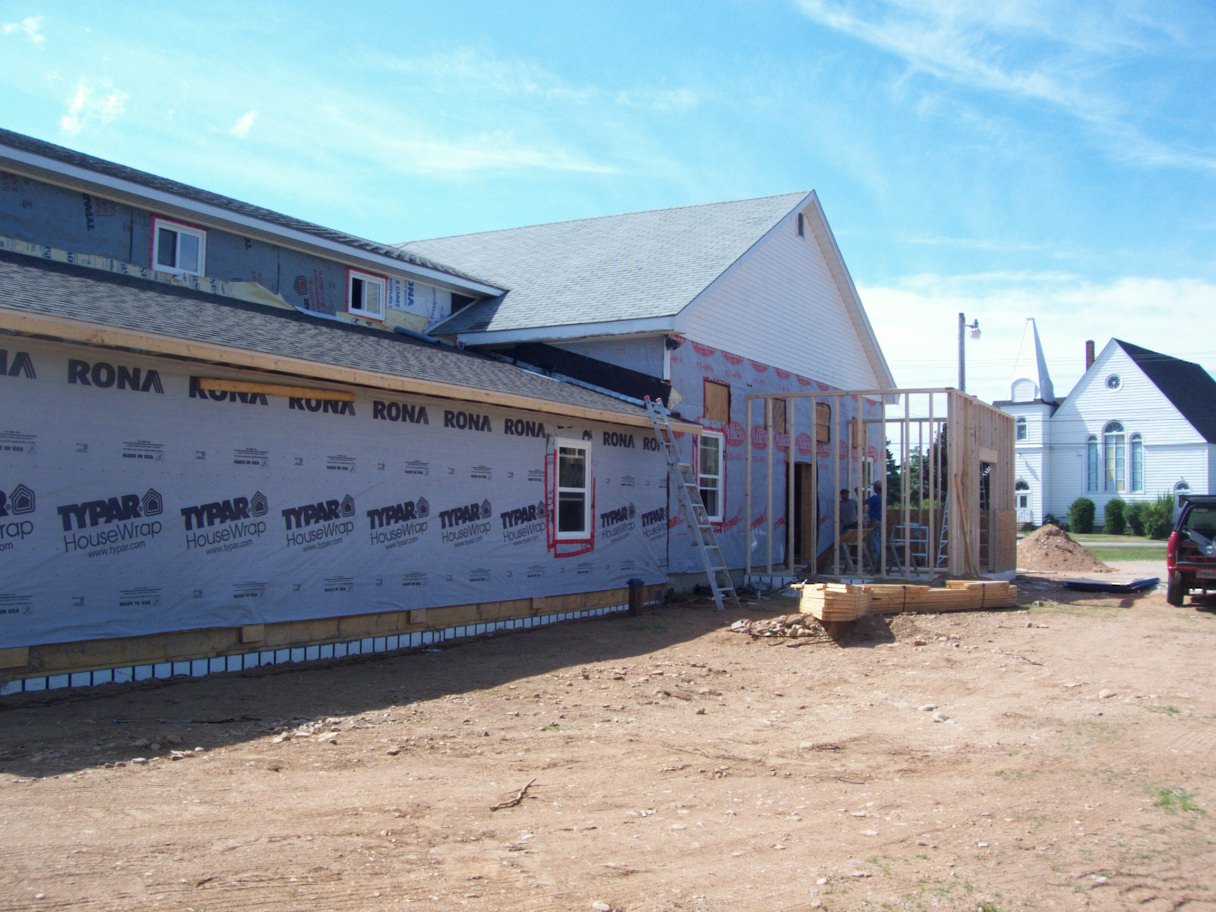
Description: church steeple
xmin=1010 ymin=317 xmax=1055 ymax=403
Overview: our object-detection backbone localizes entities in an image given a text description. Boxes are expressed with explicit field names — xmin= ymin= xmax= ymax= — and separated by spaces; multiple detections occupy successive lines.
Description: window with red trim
xmin=554 ymin=439 xmax=592 ymax=540
xmin=698 ymin=430 xmax=724 ymax=523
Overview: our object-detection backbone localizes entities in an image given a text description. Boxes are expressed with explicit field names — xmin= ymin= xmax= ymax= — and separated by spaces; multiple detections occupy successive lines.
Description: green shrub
xmin=1068 ymin=498 xmax=1096 ymax=534
xmin=1104 ymin=498 xmax=1127 ymax=535
xmin=1143 ymin=493 xmax=1175 ymax=540
xmin=1126 ymin=501 xmax=1147 ymax=536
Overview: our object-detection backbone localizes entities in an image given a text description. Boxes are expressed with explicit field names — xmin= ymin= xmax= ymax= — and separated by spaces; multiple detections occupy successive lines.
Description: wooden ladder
xmin=645 ymin=398 xmax=741 ymax=611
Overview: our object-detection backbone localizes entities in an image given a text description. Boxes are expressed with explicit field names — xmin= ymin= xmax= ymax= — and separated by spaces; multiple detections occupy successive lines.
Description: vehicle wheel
xmin=1166 ymin=575 xmax=1186 ymax=607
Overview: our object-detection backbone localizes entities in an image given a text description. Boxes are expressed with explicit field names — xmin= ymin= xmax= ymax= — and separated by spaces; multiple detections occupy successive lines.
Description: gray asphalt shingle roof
xmin=403 ymin=192 xmax=811 ymax=334
xmin=0 ymin=128 xmax=489 ymax=288
xmin=0 ymin=249 xmax=651 ymax=422
xmin=1117 ymin=340 xmax=1216 ymax=443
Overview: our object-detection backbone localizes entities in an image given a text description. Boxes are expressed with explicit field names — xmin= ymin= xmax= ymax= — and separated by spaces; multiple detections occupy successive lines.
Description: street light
xmin=958 ymin=313 xmax=980 ymax=392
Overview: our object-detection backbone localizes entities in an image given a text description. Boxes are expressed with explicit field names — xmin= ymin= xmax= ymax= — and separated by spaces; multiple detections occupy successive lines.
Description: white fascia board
xmin=804 ymin=193 xmax=896 ymax=390
xmin=453 ymin=316 xmax=674 ymax=346
xmin=671 ymin=190 xmax=895 ymax=390
xmin=0 ymin=146 xmax=503 ymax=297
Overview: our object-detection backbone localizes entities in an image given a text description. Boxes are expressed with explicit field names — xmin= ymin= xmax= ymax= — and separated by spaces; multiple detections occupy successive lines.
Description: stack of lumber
xmin=797 ymin=583 xmax=870 ymax=622
xmin=795 ymin=580 xmax=1017 ymax=622
xmin=943 ymin=579 xmax=1018 ymax=609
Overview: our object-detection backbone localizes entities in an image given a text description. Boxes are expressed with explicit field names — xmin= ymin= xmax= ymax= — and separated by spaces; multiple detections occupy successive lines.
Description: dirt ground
xmin=2 ymin=565 xmax=1214 ymax=912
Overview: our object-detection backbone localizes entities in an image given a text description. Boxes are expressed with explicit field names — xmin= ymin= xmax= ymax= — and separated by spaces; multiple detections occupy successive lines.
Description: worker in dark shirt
xmin=866 ymin=482 xmax=883 ymax=525
xmin=865 ymin=482 xmax=883 ymax=562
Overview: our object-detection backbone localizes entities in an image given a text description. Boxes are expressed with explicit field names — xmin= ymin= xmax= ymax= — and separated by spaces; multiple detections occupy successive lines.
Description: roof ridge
xmin=402 ymin=190 xmax=811 ymax=245
xmin=0 ymin=127 xmax=484 ymax=285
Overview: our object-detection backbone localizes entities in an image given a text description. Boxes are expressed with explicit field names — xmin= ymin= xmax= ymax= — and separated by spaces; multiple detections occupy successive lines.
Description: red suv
xmin=1166 ymin=494 xmax=1216 ymax=606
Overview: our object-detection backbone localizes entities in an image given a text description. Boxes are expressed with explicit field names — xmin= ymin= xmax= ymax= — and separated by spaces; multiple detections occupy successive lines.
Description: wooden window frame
xmin=815 ymin=402 xmax=831 ymax=444
xmin=769 ymin=398 xmax=787 ymax=433
xmin=703 ymin=379 xmax=731 ymax=425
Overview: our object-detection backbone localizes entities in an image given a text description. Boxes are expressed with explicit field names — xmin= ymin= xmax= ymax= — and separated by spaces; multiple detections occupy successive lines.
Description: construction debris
xmin=795 ymin=580 xmax=1019 ymax=622
xmin=728 ymin=614 xmax=829 ymax=639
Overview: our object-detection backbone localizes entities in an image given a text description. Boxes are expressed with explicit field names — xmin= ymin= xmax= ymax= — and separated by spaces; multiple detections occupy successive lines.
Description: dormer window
xmin=152 ymin=217 xmax=206 ymax=276
xmin=347 ymin=269 xmax=386 ymax=321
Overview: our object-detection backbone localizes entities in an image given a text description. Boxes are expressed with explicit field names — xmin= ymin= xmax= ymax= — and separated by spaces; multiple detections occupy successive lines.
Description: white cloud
xmin=375 ymin=47 xmax=699 ymax=113
xmin=354 ymin=128 xmax=618 ymax=176
xmin=794 ymin=0 xmax=1216 ymax=173
xmin=859 ymin=272 xmax=1216 ymax=403
xmin=2 ymin=15 xmax=44 ymax=44
xmin=230 ymin=110 xmax=258 ymax=139
xmin=59 ymin=79 xmax=127 ymax=136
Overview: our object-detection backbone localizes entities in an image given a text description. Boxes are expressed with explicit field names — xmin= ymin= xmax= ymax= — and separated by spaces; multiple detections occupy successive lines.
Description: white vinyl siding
xmin=554 ymin=336 xmax=666 ymax=378
xmin=1040 ymin=342 xmax=1214 ymax=521
xmin=675 ymin=210 xmax=880 ymax=391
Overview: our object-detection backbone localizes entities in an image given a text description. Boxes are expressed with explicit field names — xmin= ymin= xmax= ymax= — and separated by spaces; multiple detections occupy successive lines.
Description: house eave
xmin=0 ymin=308 xmax=677 ymax=432
xmin=0 ymin=144 xmax=503 ymax=298
xmin=449 ymin=316 xmax=675 ymax=347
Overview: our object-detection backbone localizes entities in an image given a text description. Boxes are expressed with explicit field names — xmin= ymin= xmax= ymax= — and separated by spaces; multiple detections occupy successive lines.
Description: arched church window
xmin=1103 ymin=422 xmax=1125 ymax=492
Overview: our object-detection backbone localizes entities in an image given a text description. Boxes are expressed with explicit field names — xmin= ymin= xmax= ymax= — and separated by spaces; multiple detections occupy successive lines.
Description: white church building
xmin=996 ymin=319 xmax=1216 ymax=527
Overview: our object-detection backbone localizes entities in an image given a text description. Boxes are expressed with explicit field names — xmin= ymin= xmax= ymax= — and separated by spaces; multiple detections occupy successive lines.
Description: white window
xmin=1130 ymin=433 xmax=1144 ymax=492
xmin=347 ymin=269 xmax=387 ymax=320
xmin=1015 ymin=416 xmax=1027 ymax=441
xmin=152 ymin=217 xmax=206 ymax=276
xmin=1104 ymin=421 xmax=1125 ymax=492
xmin=554 ymin=440 xmax=591 ymax=541
xmin=698 ymin=430 xmax=725 ymax=523
xmin=1015 ymin=479 xmax=1030 ymax=510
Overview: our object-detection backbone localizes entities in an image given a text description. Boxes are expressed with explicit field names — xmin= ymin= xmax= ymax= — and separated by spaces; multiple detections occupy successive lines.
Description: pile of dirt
xmin=1017 ymin=522 xmax=1113 ymax=573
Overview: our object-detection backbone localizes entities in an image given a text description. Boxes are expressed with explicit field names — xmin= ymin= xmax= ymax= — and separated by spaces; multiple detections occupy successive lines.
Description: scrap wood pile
xmin=795 ymin=580 xmax=1019 ymax=623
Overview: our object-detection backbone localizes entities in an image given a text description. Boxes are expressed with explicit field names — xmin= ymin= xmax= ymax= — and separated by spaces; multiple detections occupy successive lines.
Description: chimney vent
xmin=1085 ymin=340 xmax=1095 ymax=370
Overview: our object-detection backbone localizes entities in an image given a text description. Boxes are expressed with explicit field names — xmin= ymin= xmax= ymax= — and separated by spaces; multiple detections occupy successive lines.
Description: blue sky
xmin=2 ymin=0 xmax=1214 ymax=404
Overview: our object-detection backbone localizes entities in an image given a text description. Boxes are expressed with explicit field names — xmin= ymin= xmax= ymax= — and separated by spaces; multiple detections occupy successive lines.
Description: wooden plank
xmin=0 ymin=311 xmax=676 ymax=432
xmin=336 ymin=611 xmax=411 ymax=639
xmin=0 ymin=646 xmax=30 ymax=669
xmin=994 ymin=509 xmax=1017 ymax=573
xmin=266 ymin=618 xmax=340 ymax=646
xmin=798 ymin=583 xmax=869 ymax=622
xmin=195 ymin=377 xmax=355 ymax=401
